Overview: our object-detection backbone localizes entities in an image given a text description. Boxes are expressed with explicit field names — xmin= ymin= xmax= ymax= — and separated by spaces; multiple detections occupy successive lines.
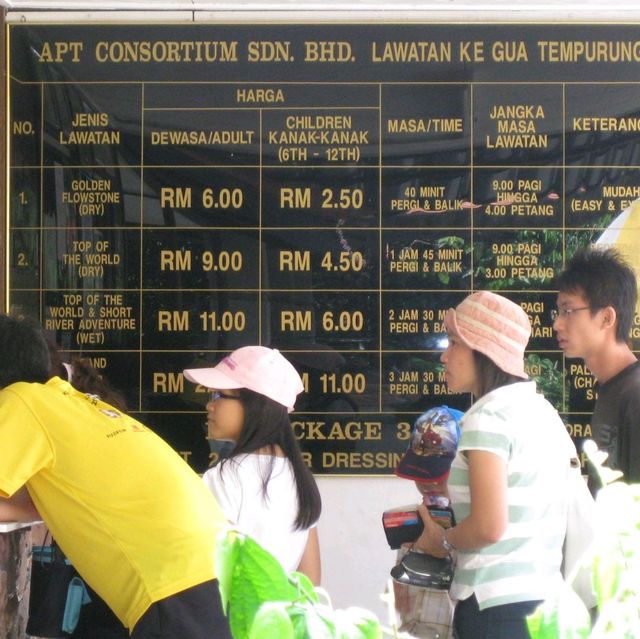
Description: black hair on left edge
xmin=0 ymin=314 xmax=51 ymax=387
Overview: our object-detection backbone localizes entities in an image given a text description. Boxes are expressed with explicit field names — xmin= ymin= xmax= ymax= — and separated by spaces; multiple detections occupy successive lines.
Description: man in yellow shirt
xmin=0 ymin=314 xmax=231 ymax=639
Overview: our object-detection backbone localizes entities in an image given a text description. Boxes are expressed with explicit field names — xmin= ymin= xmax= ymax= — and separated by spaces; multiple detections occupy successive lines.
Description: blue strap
xmin=32 ymin=545 xmax=55 ymax=563
xmin=62 ymin=576 xmax=91 ymax=633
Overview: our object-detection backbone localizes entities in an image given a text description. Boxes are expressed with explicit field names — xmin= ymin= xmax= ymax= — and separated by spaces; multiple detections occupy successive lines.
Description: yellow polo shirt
xmin=0 ymin=377 xmax=226 ymax=630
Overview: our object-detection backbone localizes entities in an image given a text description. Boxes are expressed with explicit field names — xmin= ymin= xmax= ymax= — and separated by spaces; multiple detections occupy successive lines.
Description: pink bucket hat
xmin=183 ymin=346 xmax=304 ymax=412
xmin=445 ymin=291 xmax=531 ymax=378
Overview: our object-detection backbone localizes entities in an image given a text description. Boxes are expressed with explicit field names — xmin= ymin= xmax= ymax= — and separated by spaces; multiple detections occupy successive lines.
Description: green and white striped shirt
xmin=448 ymin=381 xmax=575 ymax=609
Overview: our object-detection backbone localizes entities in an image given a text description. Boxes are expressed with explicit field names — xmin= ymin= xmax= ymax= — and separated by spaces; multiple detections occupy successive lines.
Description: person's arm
xmin=413 ymin=449 xmax=508 ymax=557
xmin=0 ymin=486 xmax=41 ymax=522
xmin=297 ymin=526 xmax=321 ymax=586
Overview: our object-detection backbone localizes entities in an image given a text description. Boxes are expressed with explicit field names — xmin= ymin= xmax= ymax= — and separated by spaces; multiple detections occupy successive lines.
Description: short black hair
xmin=0 ymin=314 xmax=51 ymax=388
xmin=555 ymin=246 xmax=638 ymax=343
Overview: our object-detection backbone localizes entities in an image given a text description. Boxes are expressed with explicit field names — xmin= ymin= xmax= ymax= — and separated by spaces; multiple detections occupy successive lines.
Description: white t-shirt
xmin=202 ymin=454 xmax=310 ymax=573
xmin=447 ymin=381 xmax=576 ymax=609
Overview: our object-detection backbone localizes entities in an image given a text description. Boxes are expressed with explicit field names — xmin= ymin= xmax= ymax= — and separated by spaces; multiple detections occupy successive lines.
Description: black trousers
xmin=71 ymin=583 xmax=128 ymax=639
xmin=453 ymin=593 xmax=542 ymax=639
xmin=131 ymin=579 xmax=232 ymax=639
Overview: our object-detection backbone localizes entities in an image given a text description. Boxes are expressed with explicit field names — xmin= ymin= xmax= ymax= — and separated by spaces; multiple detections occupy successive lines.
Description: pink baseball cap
xmin=183 ymin=346 xmax=304 ymax=412
xmin=445 ymin=291 xmax=531 ymax=378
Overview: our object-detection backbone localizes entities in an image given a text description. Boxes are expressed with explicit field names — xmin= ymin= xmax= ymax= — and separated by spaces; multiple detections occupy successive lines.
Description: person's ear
xmin=601 ymin=306 xmax=617 ymax=329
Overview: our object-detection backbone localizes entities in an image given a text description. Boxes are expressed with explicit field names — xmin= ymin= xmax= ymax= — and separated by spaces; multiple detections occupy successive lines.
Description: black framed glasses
xmin=550 ymin=307 xmax=590 ymax=322
xmin=209 ymin=390 xmax=240 ymax=402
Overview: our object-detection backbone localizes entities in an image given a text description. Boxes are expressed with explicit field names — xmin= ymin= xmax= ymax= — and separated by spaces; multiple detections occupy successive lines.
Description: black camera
xmin=383 ymin=504 xmax=455 ymax=590
xmin=390 ymin=549 xmax=454 ymax=590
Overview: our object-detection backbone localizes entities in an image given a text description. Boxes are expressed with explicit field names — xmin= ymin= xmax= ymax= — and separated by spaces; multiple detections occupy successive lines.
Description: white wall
xmin=315 ymin=476 xmax=418 ymax=623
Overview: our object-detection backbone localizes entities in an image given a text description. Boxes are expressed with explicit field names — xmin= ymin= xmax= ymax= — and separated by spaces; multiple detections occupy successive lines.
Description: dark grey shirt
xmin=592 ymin=360 xmax=640 ymax=483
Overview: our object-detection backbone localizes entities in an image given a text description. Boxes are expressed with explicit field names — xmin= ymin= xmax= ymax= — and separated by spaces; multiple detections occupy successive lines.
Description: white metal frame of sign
xmin=4 ymin=0 xmax=640 ymax=23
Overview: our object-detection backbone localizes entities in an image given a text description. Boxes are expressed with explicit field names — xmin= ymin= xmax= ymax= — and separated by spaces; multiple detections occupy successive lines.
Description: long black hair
xmin=218 ymin=388 xmax=321 ymax=530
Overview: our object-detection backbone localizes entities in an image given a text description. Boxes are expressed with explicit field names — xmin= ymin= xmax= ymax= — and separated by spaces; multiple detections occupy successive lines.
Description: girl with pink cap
xmin=411 ymin=291 xmax=577 ymax=639
xmin=184 ymin=346 xmax=322 ymax=584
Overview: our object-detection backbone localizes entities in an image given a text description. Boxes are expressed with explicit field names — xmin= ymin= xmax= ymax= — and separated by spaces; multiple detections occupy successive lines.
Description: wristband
xmin=441 ymin=528 xmax=456 ymax=553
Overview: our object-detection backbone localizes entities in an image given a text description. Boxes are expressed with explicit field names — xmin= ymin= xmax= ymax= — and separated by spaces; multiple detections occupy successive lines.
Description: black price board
xmin=7 ymin=22 xmax=640 ymax=474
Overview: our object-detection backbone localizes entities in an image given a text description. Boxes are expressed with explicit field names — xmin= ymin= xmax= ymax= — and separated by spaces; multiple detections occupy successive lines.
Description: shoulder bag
xmin=26 ymin=539 xmax=89 ymax=638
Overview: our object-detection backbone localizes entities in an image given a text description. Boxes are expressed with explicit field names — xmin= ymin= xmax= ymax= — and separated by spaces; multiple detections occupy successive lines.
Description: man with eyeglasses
xmin=553 ymin=246 xmax=640 ymax=484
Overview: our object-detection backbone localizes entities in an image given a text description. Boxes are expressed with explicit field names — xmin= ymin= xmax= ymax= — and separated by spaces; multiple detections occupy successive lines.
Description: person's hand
xmin=412 ymin=504 xmax=449 ymax=558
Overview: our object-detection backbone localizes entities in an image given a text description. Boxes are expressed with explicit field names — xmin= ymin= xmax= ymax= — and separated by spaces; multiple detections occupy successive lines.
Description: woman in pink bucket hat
xmin=411 ymin=292 xmax=578 ymax=639
xmin=184 ymin=346 xmax=322 ymax=584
